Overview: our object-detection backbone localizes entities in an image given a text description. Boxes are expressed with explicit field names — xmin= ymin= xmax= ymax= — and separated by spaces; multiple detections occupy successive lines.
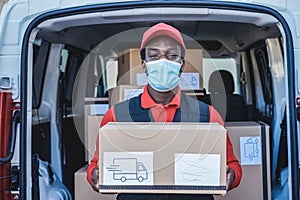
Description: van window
xmin=60 ymin=49 xmax=69 ymax=73
xmin=202 ymin=58 xmax=240 ymax=94
xmin=32 ymin=39 xmax=50 ymax=108
xmin=85 ymin=54 xmax=108 ymax=98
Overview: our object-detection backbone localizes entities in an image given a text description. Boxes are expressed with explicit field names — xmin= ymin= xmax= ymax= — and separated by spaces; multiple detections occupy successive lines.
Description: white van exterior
xmin=0 ymin=0 xmax=299 ymax=199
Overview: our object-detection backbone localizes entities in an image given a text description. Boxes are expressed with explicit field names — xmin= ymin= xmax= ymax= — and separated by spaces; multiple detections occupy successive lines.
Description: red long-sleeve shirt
xmin=87 ymin=85 xmax=242 ymax=189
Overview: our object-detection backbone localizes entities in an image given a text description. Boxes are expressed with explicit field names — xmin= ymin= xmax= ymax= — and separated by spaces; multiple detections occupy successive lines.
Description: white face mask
xmin=146 ymin=59 xmax=182 ymax=92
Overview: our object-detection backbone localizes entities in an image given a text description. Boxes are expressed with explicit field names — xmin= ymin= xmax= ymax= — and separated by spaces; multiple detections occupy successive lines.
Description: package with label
xmin=108 ymin=85 xmax=144 ymax=106
xmin=214 ymin=121 xmax=271 ymax=200
xmin=98 ymin=122 xmax=227 ymax=194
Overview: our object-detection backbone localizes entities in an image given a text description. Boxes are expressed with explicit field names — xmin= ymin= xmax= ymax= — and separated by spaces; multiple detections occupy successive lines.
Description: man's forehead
xmin=145 ymin=36 xmax=181 ymax=49
xmin=146 ymin=47 xmax=180 ymax=52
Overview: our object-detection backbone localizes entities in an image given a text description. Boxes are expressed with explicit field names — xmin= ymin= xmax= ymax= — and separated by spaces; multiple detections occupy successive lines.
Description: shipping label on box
xmin=240 ymin=136 xmax=262 ymax=165
xmin=123 ymin=88 xmax=143 ymax=100
xmin=180 ymin=73 xmax=200 ymax=90
xmin=108 ymin=85 xmax=144 ymax=106
xmin=174 ymin=153 xmax=221 ymax=186
xmin=103 ymin=152 xmax=154 ymax=185
xmin=99 ymin=122 xmax=227 ymax=194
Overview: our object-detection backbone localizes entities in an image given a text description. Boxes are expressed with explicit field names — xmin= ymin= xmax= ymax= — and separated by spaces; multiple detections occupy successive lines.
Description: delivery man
xmin=87 ymin=22 xmax=242 ymax=200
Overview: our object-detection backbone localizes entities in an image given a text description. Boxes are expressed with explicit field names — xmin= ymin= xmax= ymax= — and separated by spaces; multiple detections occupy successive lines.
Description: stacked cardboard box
xmin=214 ymin=121 xmax=271 ymax=200
xmin=74 ymin=166 xmax=117 ymax=200
xmin=84 ymin=97 xmax=108 ymax=162
xmin=108 ymin=85 xmax=144 ymax=106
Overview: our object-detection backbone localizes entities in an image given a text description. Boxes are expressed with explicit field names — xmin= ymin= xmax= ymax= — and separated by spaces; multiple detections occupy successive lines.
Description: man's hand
xmin=226 ymin=166 xmax=235 ymax=191
xmin=91 ymin=167 xmax=99 ymax=192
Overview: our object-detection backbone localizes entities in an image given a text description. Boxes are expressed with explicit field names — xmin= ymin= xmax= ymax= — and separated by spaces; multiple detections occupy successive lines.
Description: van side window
xmin=64 ymin=48 xmax=84 ymax=104
xmin=254 ymin=42 xmax=273 ymax=121
xmin=81 ymin=53 xmax=108 ymax=98
xmin=202 ymin=58 xmax=241 ymax=95
xmin=32 ymin=38 xmax=50 ymax=109
xmin=201 ymin=57 xmax=248 ymax=121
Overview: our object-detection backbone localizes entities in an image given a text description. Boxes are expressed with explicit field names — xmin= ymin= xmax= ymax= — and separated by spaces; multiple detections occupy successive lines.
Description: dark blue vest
xmin=114 ymin=92 xmax=209 ymax=122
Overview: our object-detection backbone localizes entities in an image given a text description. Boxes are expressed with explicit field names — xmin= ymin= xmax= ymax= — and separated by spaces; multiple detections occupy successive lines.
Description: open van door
xmin=0 ymin=0 xmax=299 ymax=199
xmin=0 ymin=92 xmax=12 ymax=200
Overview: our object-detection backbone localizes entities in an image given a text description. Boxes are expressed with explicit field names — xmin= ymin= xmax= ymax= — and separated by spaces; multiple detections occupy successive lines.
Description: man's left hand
xmin=226 ymin=166 xmax=235 ymax=191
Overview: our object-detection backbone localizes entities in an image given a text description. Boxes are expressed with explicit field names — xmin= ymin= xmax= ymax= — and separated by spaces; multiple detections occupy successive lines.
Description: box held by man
xmin=98 ymin=122 xmax=227 ymax=195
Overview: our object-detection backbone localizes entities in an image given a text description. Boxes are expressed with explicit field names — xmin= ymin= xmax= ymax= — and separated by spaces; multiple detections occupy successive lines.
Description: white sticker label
xmin=103 ymin=152 xmax=153 ymax=185
xmin=89 ymin=104 xmax=109 ymax=115
xmin=175 ymin=153 xmax=220 ymax=186
xmin=240 ymin=136 xmax=262 ymax=165
xmin=180 ymin=73 xmax=200 ymax=90
xmin=123 ymin=89 xmax=143 ymax=100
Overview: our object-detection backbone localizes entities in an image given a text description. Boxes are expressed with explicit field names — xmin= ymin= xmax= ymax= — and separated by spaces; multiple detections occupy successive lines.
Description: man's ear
xmin=179 ymin=59 xmax=185 ymax=75
xmin=142 ymin=60 xmax=148 ymax=75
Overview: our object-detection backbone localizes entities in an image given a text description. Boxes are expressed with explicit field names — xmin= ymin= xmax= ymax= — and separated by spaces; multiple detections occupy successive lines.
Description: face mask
xmin=146 ymin=59 xmax=182 ymax=92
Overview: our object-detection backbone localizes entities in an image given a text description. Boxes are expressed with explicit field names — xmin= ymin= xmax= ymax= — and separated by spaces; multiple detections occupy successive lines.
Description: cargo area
xmin=21 ymin=3 xmax=288 ymax=200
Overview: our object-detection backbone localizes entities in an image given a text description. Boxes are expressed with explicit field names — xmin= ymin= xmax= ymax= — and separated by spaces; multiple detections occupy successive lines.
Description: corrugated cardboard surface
xmin=84 ymin=97 xmax=108 ymax=161
xmin=86 ymin=115 xmax=103 ymax=162
xmin=74 ymin=165 xmax=117 ymax=200
xmin=214 ymin=121 xmax=271 ymax=200
xmin=99 ymin=122 xmax=227 ymax=194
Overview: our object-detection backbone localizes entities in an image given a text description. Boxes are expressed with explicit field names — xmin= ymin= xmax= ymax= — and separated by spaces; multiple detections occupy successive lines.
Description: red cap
xmin=140 ymin=23 xmax=186 ymax=50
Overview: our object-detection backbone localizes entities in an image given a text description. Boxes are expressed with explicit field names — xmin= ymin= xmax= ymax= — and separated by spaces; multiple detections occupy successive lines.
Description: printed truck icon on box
xmin=107 ymin=158 xmax=148 ymax=182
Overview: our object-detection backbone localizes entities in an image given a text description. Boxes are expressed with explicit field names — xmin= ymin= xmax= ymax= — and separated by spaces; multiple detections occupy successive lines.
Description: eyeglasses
xmin=146 ymin=48 xmax=182 ymax=62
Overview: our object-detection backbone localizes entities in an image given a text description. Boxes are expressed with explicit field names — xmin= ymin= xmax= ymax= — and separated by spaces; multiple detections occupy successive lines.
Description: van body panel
xmin=0 ymin=0 xmax=299 ymax=200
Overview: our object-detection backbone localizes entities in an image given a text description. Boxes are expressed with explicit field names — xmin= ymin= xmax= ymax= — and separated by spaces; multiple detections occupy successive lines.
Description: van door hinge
xmin=11 ymin=165 xmax=20 ymax=191
xmin=297 ymin=98 xmax=300 ymax=121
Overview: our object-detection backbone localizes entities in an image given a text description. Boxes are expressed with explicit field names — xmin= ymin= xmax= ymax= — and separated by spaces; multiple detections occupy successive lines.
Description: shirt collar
xmin=141 ymin=84 xmax=181 ymax=109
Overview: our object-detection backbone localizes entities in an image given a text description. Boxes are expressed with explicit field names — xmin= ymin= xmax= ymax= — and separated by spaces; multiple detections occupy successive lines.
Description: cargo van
xmin=0 ymin=0 xmax=299 ymax=199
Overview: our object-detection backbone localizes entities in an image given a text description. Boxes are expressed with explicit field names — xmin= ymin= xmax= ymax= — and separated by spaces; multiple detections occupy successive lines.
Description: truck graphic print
xmin=107 ymin=158 xmax=148 ymax=182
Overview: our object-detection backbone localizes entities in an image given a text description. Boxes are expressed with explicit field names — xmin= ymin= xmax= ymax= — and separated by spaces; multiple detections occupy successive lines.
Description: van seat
xmin=204 ymin=70 xmax=247 ymax=121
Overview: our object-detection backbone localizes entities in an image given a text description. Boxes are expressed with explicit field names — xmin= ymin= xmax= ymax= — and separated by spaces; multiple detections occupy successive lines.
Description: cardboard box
xmin=74 ymin=165 xmax=117 ymax=200
xmin=84 ymin=97 xmax=108 ymax=161
xmin=98 ymin=122 xmax=227 ymax=194
xmin=86 ymin=115 xmax=104 ymax=162
xmin=117 ymin=49 xmax=141 ymax=85
xmin=214 ymin=121 xmax=271 ymax=200
xmin=108 ymin=85 xmax=144 ymax=106
xmin=117 ymin=49 xmax=203 ymax=88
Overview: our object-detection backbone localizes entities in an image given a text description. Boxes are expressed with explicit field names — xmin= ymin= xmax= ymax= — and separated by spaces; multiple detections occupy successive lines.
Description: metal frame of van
xmin=0 ymin=0 xmax=298 ymax=199
xmin=21 ymin=2 xmax=298 ymax=199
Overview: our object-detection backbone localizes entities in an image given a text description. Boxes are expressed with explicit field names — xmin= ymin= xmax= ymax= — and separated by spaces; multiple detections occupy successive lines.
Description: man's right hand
xmin=91 ymin=167 xmax=99 ymax=191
